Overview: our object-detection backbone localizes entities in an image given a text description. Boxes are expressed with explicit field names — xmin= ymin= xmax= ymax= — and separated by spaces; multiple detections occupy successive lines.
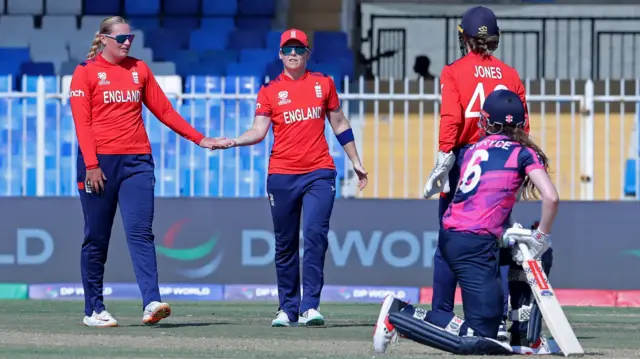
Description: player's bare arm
xmin=230 ymin=115 xmax=272 ymax=147
xmin=327 ymin=109 xmax=362 ymax=166
xmin=328 ymin=109 xmax=368 ymax=190
xmin=526 ymin=169 xmax=559 ymax=234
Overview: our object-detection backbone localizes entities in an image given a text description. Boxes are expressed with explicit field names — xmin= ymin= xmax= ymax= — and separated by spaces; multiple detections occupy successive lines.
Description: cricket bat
xmin=504 ymin=228 xmax=585 ymax=357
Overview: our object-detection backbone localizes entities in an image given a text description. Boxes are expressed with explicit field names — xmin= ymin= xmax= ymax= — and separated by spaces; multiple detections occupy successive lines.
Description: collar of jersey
xmin=96 ymin=52 xmax=118 ymax=66
xmin=479 ymin=134 xmax=510 ymax=141
xmin=279 ymin=70 xmax=310 ymax=81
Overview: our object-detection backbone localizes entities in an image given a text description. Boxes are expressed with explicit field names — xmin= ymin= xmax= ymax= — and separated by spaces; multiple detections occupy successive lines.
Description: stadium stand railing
xmin=1 ymin=74 xmax=639 ymax=201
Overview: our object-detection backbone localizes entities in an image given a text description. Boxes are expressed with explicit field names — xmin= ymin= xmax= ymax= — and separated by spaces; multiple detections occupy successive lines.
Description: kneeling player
xmin=373 ymin=89 xmax=559 ymax=355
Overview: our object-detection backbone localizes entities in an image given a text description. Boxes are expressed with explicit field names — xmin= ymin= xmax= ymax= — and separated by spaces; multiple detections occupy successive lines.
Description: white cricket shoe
xmin=497 ymin=320 xmax=509 ymax=343
xmin=271 ymin=310 xmax=298 ymax=327
xmin=142 ymin=301 xmax=171 ymax=325
xmin=512 ymin=335 xmax=561 ymax=355
xmin=299 ymin=308 xmax=325 ymax=326
xmin=373 ymin=294 xmax=399 ymax=354
xmin=83 ymin=310 xmax=118 ymax=328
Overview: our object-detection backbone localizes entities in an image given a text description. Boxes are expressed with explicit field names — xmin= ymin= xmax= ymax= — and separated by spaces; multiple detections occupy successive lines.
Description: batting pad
xmin=388 ymin=311 xmax=513 ymax=355
xmin=509 ymin=248 xmax=554 ymax=345
xmin=527 ymin=301 xmax=543 ymax=344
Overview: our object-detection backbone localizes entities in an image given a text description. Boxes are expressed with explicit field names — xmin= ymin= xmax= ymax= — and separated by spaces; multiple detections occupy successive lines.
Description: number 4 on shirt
xmin=465 ymin=83 xmax=509 ymax=118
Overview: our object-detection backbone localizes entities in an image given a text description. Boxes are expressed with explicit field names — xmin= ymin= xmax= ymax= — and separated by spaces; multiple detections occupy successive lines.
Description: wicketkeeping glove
xmin=423 ymin=151 xmax=455 ymax=199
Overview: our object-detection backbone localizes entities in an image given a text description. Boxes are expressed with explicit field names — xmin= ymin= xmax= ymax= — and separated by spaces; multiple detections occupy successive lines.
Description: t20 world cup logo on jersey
xmin=278 ymin=91 xmax=291 ymax=105
xmin=97 ymin=72 xmax=110 ymax=86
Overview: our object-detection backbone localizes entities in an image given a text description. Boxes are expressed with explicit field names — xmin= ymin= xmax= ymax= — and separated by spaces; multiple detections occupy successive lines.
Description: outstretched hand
xmin=199 ymin=137 xmax=236 ymax=150
xmin=353 ymin=163 xmax=368 ymax=191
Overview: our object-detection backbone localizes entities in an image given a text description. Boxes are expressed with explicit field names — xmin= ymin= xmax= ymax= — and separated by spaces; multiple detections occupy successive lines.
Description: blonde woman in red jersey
xmin=69 ymin=16 xmax=223 ymax=328
xmin=216 ymin=29 xmax=368 ymax=327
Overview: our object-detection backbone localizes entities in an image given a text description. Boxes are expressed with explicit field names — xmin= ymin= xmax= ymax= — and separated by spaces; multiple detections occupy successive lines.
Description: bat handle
xmin=504 ymin=228 xmax=532 ymax=237
xmin=518 ymin=242 xmax=534 ymax=261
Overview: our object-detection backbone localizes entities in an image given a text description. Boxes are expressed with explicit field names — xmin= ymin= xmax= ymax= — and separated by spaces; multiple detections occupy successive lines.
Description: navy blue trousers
xmin=266 ymin=168 xmax=336 ymax=322
xmin=433 ymin=146 xmax=510 ymax=319
xmin=428 ymin=229 xmax=504 ymax=338
xmin=77 ymin=153 xmax=161 ymax=317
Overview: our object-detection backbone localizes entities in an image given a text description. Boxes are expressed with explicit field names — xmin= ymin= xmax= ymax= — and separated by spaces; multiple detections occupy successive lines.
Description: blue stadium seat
xmin=239 ymin=49 xmax=276 ymax=65
xmin=265 ymin=60 xmax=282 ymax=80
xmin=164 ymin=0 xmax=199 ymax=15
xmin=163 ymin=50 xmax=200 ymax=75
xmin=125 ymin=0 xmax=160 ymax=15
xmin=200 ymin=17 xmax=235 ymax=32
xmin=199 ymin=50 xmax=238 ymax=69
xmin=20 ymin=62 xmax=55 ymax=76
xmin=227 ymin=30 xmax=266 ymax=50
xmin=84 ymin=0 xmax=121 ymax=15
xmin=0 ymin=75 xmax=17 ymax=189
xmin=313 ymin=31 xmax=349 ymax=60
xmin=146 ymin=29 xmax=183 ymax=56
xmin=266 ymin=30 xmax=282 ymax=51
xmin=226 ymin=62 xmax=266 ymax=79
xmin=185 ymin=76 xmax=223 ymax=94
xmin=190 ymin=30 xmax=228 ymax=52
xmin=236 ymin=17 xmax=272 ymax=32
xmin=624 ymin=159 xmax=636 ymax=196
xmin=20 ymin=75 xmax=59 ymax=196
xmin=163 ymin=17 xmax=199 ymax=30
xmin=223 ymin=74 xmax=263 ymax=95
xmin=202 ymin=0 xmax=238 ymax=16
xmin=130 ymin=17 xmax=161 ymax=31
xmin=309 ymin=62 xmax=342 ymax=79
xmin=0 ymin=48 xmax=30 ymax=84
xmin=333 ymin=51 xmax=355 ymax=79
xmin=238 ymin=0 xmax=275 ymax=16
xmin=188 ymin=63 xmax=226 ymax=76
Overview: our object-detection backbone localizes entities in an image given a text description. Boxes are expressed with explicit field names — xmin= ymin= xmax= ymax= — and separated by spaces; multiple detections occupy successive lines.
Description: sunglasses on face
xmin=281 ymin=46 xmax=307 ymax=55
xmin=104 ymin=34 xmax=135 ymax=44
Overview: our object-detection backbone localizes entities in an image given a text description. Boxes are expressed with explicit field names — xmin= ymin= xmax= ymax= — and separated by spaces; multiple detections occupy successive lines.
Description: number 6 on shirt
xmin=459 ymin=149 xmax=489 ymax=193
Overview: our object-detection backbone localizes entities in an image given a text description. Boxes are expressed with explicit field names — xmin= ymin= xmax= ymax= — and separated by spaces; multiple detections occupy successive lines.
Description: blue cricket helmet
xmin=457 ymin=6 xmax=500 ymax=56
xmin=479 ymin=89 xmax=526 ymax=134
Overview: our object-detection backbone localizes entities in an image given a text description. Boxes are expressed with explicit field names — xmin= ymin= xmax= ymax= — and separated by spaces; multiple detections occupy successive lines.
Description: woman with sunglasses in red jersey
xmin=216 ymin=29 xmax=368 ymax=328
xmin=69 ymin=16 xmax=224 ymax=328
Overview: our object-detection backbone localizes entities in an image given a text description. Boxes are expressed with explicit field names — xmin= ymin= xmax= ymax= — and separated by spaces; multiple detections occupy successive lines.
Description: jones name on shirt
xmin=283 ymin=106 xmax=323 ymax=124
xmin=473 ymin=65 xmax=503 ymax=79
xmin=103 ymin=90 xmax=141 ymax=104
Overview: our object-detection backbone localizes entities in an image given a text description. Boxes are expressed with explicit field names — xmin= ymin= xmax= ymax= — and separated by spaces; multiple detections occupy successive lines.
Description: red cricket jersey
xmin=69 ymin=53 xmax=204 ymax=169
xmin=439 ymin=53 xmax=529 ymax=153
xmin=255 ymin=70 xmax=338 ymax=175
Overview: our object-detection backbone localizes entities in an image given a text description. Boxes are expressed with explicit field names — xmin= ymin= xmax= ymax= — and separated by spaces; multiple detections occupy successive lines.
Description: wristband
xmin=336 ymin=128 xmax=354 ymax=146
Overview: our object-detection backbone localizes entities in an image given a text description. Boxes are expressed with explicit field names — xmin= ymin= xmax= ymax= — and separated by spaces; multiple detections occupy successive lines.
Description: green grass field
xmin=0 ymin=301 xmax=639 ymax=358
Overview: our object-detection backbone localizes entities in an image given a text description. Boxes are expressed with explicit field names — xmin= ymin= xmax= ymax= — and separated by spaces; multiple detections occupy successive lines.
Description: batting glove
xmin=528 ymin=229 xmax=551 ymax=260
xmin=423 ymin=151 xmax=455 ymax=199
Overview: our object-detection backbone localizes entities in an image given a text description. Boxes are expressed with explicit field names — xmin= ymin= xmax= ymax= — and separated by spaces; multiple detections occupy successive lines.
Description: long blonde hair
xmin=488 ymin=125 xmax=550 ymax=200
xmin=87 ymin=16 xmax=129 ymax=59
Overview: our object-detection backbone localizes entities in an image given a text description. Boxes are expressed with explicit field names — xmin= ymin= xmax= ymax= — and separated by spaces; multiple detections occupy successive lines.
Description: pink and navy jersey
xmin=442 ymin=134 xmax=545 ymax=238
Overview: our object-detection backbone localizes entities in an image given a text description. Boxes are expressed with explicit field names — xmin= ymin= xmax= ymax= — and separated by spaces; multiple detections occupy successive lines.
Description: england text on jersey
xmin=69 ymin=54 xmax=203 ymax=169
xmin=255 ymin=71 xmax=339 ymax=175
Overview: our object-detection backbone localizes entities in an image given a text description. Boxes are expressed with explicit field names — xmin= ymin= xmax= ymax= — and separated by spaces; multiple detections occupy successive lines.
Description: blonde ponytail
xmin=86 ymin=16 xmax=130 ymax=60
xmin=87 ymin=32 xmax=102 ymax=59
